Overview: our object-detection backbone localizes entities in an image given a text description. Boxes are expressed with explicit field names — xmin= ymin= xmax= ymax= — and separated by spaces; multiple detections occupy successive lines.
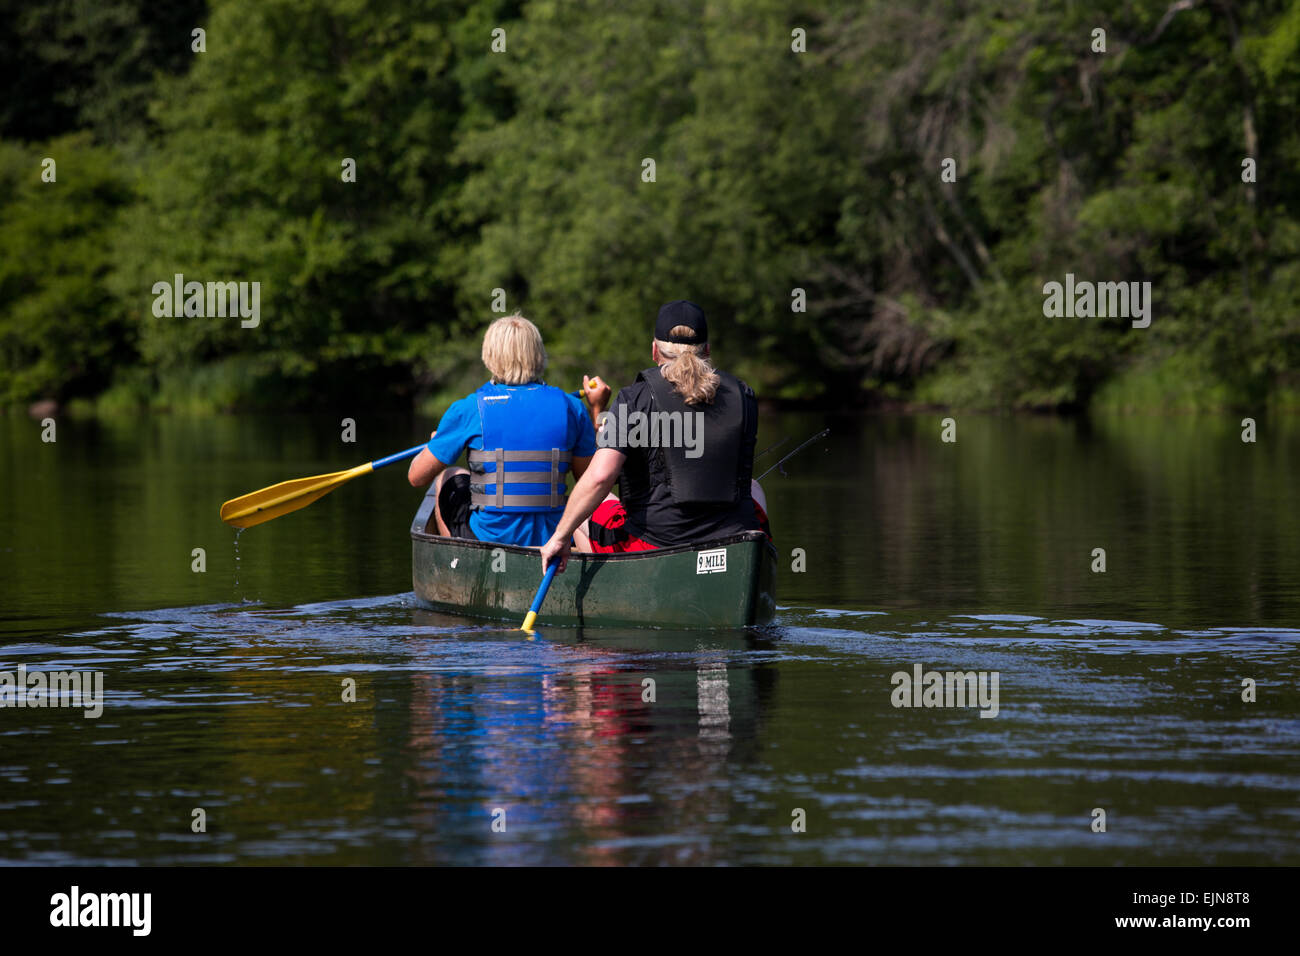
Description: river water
xmin=1 ymin=411 xmax=1297 ymax=864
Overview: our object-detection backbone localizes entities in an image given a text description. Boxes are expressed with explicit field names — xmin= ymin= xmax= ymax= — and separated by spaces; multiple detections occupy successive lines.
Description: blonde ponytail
xmin=655 ymin=325 xmax=720 ymax=404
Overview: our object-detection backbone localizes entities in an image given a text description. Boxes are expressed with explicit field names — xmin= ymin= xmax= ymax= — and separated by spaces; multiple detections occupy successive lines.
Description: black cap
xmin=655 ymin=300 xmax=708 ymax=345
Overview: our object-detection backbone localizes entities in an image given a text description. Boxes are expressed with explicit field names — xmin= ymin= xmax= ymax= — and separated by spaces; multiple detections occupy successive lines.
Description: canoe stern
xmin=411 ymin=511 xmax=776 ymax=629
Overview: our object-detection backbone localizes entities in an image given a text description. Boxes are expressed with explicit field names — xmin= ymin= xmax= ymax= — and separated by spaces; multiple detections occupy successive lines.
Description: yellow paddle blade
xmin=219 ymin=463 xmax=373 ymax=528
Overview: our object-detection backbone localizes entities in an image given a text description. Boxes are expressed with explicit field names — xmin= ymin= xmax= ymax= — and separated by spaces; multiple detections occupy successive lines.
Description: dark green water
xmin=1 ymin=411 xmax=1298 ymax=864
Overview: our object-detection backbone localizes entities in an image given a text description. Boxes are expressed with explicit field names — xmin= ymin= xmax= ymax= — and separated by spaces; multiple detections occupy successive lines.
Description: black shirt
xmin=605 ymin=370 xmax=760 ymax=547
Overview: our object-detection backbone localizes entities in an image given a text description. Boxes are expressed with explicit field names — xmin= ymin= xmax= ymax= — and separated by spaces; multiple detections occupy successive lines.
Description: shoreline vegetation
xmin=13 ymin=366 xmax=1300 ymax=421
xmin=2 ymin=1 xmax=1298 ymax=418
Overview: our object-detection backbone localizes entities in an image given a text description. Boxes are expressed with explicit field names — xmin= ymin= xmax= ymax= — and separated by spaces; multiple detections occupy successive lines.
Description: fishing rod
xmin=754 ymin=435 xmax=791 ymax=462
xmin=757 ymin=428 xmax=831 ymax=481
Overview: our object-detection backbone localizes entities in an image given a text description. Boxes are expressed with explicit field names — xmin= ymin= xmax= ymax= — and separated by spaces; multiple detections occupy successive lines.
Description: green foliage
xmin=455 ymin=0 xmax=830 ymax=396
xmin=1 ymin=0 xmax=1299 ymax=412
xmin=105 ymin=0 xmax=513 ymax=410
xmin=0 ymin=136 xmax=135 ymax=404
xmin=0 ymin=0 xmax=208 ymax=143
xmin=904 ymin=0 xmax=1300 ymax=409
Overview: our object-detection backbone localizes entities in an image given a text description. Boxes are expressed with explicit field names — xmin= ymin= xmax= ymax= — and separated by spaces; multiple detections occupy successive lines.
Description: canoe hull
xmin=410 ymin=493 xmax=777 ymax=628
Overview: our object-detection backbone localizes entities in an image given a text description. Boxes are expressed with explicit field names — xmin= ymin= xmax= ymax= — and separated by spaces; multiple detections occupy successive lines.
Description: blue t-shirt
xmin=427 ymin=383 xmax=597 ymax=546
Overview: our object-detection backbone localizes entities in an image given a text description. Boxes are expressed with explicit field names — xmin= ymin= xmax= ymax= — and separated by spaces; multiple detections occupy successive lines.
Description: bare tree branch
xmin=1149 ymin=0 xmax=1197 ymax=43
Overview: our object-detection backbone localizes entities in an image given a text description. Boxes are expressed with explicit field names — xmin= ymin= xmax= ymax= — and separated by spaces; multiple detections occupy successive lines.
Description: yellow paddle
xmin=219 ymin=444 xmax=426 ymax=528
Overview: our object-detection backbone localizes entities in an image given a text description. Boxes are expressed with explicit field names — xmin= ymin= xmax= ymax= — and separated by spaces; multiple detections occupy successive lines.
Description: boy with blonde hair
xmin=408 ymin=313 xmax=605 ymax=546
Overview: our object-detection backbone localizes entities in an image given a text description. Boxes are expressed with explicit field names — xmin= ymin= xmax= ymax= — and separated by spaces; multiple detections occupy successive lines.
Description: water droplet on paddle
xmin=233 ymin=527 xmax=243 ymax=597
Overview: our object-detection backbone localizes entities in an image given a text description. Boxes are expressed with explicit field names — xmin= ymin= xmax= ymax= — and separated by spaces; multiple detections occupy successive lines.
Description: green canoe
xmin=410 ymin=489 xmax=778 ymax=628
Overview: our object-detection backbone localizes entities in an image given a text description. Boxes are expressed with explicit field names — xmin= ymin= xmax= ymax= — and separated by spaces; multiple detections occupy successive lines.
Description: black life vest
xmin=637 ymin=365 xmax=753 ymax=506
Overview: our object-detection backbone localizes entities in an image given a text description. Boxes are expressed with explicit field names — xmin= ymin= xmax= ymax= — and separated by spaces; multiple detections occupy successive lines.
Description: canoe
xmin=409 ymin=489 xmax=778 ymax=628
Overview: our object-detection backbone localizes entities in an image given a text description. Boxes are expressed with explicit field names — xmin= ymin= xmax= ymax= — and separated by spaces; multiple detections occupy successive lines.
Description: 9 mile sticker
xmin=696 ymin=549 xmax=727 ymax=574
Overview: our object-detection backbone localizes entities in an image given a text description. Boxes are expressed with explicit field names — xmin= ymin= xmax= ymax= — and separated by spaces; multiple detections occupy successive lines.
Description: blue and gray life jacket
xmin=467 ymin=382 xmax=572 ymax=514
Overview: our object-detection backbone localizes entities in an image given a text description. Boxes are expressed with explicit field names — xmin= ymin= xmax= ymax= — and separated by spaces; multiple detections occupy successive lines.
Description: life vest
xmin=467 ymin=382 xmax=573 ymax=513
xmin=639 ymin=366 xmax=752 ymax=505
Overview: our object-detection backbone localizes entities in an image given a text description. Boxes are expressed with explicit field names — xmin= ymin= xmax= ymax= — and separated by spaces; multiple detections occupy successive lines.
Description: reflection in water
xmin=0 ymin=595 xmax=1296 ymax=864
xmin=391 ymin=622 xmax=759 ymax=864
xmin=697 ymin=659 xmax=731 ymax=746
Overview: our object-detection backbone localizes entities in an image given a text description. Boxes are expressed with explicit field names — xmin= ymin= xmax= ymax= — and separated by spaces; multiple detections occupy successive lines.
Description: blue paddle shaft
xmin=530 ymin=563 xmax=559 ymax=615
xmin=370 ymin=444 xmax=428 ymax=471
